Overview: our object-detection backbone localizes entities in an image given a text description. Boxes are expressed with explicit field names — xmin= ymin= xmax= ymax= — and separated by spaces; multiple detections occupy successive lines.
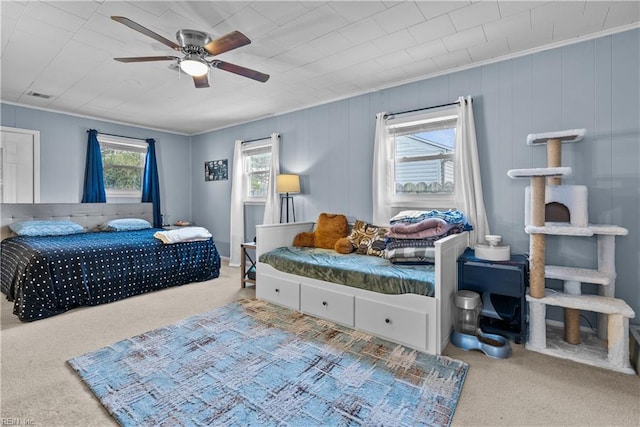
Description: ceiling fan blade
xmin=212 ymin=60 xmax=269 ymax=82
xmin=114 ymin=56 xmax=178 ymax=63
xmin=111 ymin=16 xmax=180 ymax=51
xmin=203 ymin=30 xmax=251 ymax=56
xmin=193 ymin=74 xmax=210 ymax=88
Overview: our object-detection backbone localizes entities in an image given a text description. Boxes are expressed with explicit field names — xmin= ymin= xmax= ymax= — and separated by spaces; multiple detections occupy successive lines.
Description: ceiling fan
xmin=111 ymin=16 xmax=269 ymax=88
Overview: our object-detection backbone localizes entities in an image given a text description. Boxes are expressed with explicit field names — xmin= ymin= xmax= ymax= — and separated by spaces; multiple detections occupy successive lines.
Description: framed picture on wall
xmin=205 ymin=159 xmax=228 ymax=181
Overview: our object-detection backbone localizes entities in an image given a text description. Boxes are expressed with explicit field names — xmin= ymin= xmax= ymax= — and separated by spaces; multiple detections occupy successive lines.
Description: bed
xmin=255 ymin=221 xmax=468 ymax=355
xmin=1 ymin=203 xmax=221 ymax=321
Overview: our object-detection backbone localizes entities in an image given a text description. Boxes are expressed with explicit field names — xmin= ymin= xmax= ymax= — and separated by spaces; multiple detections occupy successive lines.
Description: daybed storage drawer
xmin=300 ymin=284 xmax=354 ymax=327
xmin=256 ymin=272 xmax=299 ymax=310
xmin=355 ymin=297 xmax=428 ymax=350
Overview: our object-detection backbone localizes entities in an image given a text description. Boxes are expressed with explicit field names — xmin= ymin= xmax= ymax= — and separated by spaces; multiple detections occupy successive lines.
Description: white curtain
xmin=229 ymin=139 xmax=244 ymax=267
xmin=372 ymin=112 xmax=393 ymax=226
xmin=262 ymin=133 xmax=281 ymax=224
xmin=455 ymin=95 xmax=490 ymax=247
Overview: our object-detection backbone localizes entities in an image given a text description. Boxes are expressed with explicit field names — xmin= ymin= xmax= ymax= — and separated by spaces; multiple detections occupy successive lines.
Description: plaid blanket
xmin=385 ymin=247 xmax=436 ymax=264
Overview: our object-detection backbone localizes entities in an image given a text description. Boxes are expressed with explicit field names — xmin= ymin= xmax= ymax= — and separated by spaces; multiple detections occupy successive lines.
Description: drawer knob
xmin=385 ymin=318 xmax=391 ymax=324
xmin=322 ymin=301 xmax=327 ymax=306
xmin=275 ymin=288 xmax=280 ymax=293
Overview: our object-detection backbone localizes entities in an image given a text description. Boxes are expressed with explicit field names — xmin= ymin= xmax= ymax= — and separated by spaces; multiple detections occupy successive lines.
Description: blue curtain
xmin=142 ymin=139 xmax=162 ymax=228
xmin=81 ymin=129 xmax=106 ymax=203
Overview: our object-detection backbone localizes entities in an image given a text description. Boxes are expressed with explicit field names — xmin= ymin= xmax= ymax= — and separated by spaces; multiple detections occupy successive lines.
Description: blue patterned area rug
xmin=68 ymin=299 xmax=468 ymax=426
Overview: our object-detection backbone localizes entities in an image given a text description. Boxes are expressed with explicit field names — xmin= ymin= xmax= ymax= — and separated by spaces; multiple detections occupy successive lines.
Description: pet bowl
xmin=450 ymin=329 xmax=512 ymax=359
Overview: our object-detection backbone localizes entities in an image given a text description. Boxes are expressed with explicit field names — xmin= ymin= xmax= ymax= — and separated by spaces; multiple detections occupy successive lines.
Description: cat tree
xmin=508 ymin=129 xmax=635 ymax=374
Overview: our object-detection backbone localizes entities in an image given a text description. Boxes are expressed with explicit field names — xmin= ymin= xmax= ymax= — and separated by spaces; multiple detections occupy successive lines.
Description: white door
xmin=0 ymin=127 xmax=40 ymax=203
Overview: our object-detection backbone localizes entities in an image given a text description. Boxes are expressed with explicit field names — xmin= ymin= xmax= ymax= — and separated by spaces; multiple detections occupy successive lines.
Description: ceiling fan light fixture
xmin=180 ymin=55 xmax=209 ymax=76
xmin=111 ymin=17 xmax=269 ymax=84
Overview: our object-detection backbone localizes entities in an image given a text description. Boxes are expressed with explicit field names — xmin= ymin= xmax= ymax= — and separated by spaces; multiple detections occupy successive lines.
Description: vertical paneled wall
xmin=1 ymin=29 xmax=636 ymax=318
xmin=0 ymin=104 xmax=193 ymax=224
xmin=192 ymin=29 xmax=639 ymax=316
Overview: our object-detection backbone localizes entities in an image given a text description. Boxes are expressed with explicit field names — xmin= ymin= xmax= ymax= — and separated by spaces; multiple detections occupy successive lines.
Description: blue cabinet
xmin=457 ymin=248 xmax=529 ymax=344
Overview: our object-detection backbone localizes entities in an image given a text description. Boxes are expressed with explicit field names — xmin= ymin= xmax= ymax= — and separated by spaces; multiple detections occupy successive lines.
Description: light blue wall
xmin=0 ymin=104 xmax=192 ymax=224
xmin=192 ymin=29 xmax=640 ymax=318
xmin=1 ymin=29 xmax=637 ymax=319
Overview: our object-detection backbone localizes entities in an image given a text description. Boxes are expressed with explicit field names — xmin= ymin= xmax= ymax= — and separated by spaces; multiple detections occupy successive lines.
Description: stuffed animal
xmin=293 ymin=213 xmax=348 ymax=251
xmin=334 ymin=237 xmax=354 ymax=254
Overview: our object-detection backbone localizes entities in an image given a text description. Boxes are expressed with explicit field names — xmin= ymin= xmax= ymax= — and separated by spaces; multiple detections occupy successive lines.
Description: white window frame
xmin=242 ymin=139 xmax=272 ymax=204
xmin=96 ymin=134 xmax=147 ymax=199
xmin=386 ymin=107 xmax=458 ymax=208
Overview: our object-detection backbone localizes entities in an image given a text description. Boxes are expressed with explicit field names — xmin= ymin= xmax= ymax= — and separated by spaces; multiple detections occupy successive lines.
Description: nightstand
xmin=240 ymin=242 xmax=256 ymax=288
xmin=457 ymin=248 xmax=529 ymax=343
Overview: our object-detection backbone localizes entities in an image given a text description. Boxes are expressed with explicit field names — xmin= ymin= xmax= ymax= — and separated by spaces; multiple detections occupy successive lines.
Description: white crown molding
xmin=0 ymin=100 xmax=190 ymax=137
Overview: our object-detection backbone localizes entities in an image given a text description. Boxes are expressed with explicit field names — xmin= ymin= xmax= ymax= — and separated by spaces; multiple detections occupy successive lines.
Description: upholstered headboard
xmin=0 ymin=203 xmax=154 ymax=240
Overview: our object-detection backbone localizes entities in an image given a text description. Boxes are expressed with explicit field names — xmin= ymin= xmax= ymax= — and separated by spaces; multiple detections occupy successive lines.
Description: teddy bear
xmin=292 ymin=213 xmax=350 ymax=252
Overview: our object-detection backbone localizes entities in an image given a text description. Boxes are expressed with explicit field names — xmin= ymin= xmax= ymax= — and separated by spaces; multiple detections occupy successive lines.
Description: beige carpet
xmin=1 ymin=260 xmax=638 ymax=426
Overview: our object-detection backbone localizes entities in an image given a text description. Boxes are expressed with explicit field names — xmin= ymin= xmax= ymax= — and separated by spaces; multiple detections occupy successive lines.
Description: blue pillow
xmin=100 ymin=218 xmax=152 ymax=232
xmin=10 ymin=220 xmax=84 ymax=237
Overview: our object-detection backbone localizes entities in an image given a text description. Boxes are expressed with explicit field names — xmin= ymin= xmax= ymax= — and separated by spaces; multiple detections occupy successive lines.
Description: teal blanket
xmin=259 ymin=247 xmax=435 ymax=297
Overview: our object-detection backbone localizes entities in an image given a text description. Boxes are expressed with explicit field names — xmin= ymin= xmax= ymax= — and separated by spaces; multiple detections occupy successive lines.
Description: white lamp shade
xmin=276 ymin=174 xmax=300 ymax=194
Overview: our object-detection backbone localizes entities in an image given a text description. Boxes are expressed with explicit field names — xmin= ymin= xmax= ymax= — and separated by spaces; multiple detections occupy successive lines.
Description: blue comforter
xmin=0 ymin=229 xmax=221 ymax=321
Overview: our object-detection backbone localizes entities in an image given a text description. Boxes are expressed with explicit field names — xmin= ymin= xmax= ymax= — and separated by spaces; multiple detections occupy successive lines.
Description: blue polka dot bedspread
xmin=0 ymin=229 xmax=221 ymax=321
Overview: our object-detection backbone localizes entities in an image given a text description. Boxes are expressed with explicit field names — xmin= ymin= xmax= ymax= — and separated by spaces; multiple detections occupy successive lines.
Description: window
xmin=242 ymin=140 xmax=272 ymax=201
xmin=97 ymin=135 xmax=147 ymax=198
xmin=387 ymin=107 xmax=457 ymax=206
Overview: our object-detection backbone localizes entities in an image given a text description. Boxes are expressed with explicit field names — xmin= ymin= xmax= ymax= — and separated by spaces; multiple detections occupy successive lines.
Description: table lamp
xmin=276 ymin=174 xmax=300 ymax=223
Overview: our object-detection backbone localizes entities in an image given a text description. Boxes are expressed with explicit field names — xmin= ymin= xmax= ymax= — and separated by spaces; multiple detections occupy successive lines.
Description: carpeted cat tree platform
xmin=508 ymin=129 xmax=635 ymax=374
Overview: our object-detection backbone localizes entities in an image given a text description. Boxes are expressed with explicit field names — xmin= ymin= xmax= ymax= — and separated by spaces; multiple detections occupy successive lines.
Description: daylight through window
xmin=243 ymin=141 xmax=272 ymax=201
xmin=387 ymin=108 xmax=457 ymax=205
xmin=97 ymin=135 xmax=147 ymax=198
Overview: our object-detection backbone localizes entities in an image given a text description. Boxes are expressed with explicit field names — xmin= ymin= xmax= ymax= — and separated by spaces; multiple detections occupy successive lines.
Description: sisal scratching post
xmin=546 ymin=136 xmax=579 ymax=343
xmin=546 ymin=138 xmax=562 ymax=185
xmin=530 ymin=235 xmax=546 ymax=299
xmin=531 ymin=176 xmax=546 ymax=226
xmin=564 ymin=279 xmax=582 ymax=345
xmin=529 ymin=176 xmax=546 ymax=299
xmin=564 ymin=308 xmax=581 ymax=344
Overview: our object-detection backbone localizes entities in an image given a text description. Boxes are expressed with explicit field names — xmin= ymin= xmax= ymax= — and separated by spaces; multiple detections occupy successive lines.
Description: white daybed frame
xmin=256 ymin=222 xmax=469 ymax=355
